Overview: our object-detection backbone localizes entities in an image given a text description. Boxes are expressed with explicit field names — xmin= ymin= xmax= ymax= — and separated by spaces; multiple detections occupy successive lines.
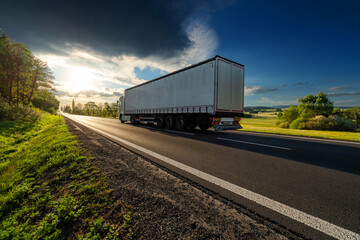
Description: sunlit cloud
xmin=35 ymin=18 xmax=219 ymax=106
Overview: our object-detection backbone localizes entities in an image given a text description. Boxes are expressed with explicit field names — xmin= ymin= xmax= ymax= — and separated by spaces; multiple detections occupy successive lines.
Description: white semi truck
xmin=118 ymin=55 xmax=244 ymax=131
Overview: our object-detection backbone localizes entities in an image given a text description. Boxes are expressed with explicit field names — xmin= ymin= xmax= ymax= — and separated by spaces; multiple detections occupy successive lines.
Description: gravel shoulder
xmin=66 ymin=118 xmax=304 ymax=239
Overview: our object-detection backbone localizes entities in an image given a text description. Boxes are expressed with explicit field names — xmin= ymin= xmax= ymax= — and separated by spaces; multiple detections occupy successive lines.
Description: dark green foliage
xmin=0 ymin=99 xmax=41 ymax=123
xmin=335 ymin=107 xmax=360 ymax=128
xmin=0 ymin=113 xmax=133 ymax=239
xmin=277 ymin=105 xmax=299 ymax=128
xmin=0 ymin=30 xmax=57 ymax=112
xmin=31 ymin=89 xmax=59 ymax=113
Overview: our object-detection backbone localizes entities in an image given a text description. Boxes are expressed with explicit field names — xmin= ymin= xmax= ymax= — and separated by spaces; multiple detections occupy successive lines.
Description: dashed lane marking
xmin=217 ymin=137 xmax=292 ymax=150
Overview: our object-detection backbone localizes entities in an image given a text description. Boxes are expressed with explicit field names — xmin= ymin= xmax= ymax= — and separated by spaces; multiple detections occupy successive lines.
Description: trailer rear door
xmin=216 ymin=58 xmax=244 ymax=112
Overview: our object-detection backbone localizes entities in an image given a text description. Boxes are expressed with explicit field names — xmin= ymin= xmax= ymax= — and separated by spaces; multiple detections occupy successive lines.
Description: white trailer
xmin=118 ymin=55 xmax=244 ymax=131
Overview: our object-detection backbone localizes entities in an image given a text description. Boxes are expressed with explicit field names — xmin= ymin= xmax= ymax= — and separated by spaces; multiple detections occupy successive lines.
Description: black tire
xmin=199 ymin=124 xmax=210 ymax=131
xmin=175 ymin=115 xmax=187 ymax=131
xmin=119 ymin=114 xmax=125 ymax=123
xmin=157 ymin=116 xmax=165 ymax=128
xmin=165 ymin=115 xmax=175 ymax=130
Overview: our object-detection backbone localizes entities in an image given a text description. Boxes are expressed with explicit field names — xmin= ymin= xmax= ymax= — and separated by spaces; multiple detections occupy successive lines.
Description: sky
xmin=1 ymin=0 xmax=360 ymax=107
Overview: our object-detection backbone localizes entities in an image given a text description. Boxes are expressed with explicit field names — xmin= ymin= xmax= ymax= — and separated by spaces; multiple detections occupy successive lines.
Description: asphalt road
xmin=63 ymin=114 xmax=360 ymax=239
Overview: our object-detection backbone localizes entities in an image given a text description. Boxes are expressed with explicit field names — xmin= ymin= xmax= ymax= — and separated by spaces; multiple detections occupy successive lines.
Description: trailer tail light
xmin=213 ymin=117 xmax=221 ymax=122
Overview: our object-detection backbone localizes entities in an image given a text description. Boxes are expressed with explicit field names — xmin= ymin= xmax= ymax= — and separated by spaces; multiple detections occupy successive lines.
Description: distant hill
xmin=244 ymin=106 xmax=288 ymax=112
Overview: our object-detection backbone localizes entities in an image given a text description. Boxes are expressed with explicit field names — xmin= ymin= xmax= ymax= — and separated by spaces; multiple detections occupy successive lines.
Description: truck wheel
xmin=165 ymin=115 xmax=175 ymax=129
xmin=199 ymin=124 xmax=210 ymax=131
xmin=176 ymin=115 xmax=187 ymax=131
xmin=119 ymin=114 xmax=125 ymax=123
xmin=157 ymin=116 xmax=165 ymax=128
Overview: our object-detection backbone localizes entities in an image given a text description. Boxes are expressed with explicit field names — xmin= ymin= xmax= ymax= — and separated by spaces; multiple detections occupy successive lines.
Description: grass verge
xmin=240 ymin=117 xmax=360 ymax=142
xmin=0 ymin=113 xmax=133 ymax=239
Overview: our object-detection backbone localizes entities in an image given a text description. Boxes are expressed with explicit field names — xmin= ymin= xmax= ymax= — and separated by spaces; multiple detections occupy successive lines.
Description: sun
xmin=67 ymin=67 xmax=95 ymax=93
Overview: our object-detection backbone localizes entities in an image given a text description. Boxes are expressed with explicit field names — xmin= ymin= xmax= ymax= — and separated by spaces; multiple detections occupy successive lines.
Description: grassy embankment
xmin=0 ymin=112 xmax=133 ymax=239
xmin=240 ymin=112 xmax=360 ymax=142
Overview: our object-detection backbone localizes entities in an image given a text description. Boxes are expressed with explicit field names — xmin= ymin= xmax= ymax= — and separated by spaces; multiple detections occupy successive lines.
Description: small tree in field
xmin=298 ymin=92 xmax=333 ymax=117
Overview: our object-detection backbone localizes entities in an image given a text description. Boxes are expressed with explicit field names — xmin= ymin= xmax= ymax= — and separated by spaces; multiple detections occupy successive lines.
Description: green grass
xmin=240 ymin=116 xmax=360 ymax=142
xmin=0 ymin=113 xmax=133 ymax=239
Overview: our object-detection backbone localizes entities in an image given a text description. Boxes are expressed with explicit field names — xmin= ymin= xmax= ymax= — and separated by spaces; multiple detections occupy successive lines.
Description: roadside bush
xmin=300 ymin=115 xmax=356 ymax=131
xmin=289 ymin=117 xmax=307 ymax=129
xmin=277 ymin=105 xmax=299 ymax=127
xmin=47 ymin=107 xmax=56 ymax=115
xmin=0 ymin=100 xmax=41 ymax=123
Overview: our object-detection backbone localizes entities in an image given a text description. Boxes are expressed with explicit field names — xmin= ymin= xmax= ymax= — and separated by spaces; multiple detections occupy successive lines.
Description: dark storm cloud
xmin=0 ymin=0 xmax=197 ymax=57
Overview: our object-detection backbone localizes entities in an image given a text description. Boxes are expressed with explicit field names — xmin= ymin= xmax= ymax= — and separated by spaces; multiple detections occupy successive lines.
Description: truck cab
xmin=118 ymin=96 xmax=130 ymax=123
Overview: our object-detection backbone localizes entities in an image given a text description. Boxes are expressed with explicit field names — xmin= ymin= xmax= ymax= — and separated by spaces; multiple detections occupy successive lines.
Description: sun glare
xmin=67 ymin=67 xmax=95 ymax=93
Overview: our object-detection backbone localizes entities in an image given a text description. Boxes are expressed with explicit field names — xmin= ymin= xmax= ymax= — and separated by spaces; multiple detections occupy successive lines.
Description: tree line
xmin=0 ymin=30 xmax=59 ymax=113
xmin=61 ymin=99 xmax=118 ymax=118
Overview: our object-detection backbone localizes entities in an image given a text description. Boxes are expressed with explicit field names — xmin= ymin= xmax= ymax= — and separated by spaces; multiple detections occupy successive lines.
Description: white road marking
xmin=165 ymin=130 xmax=195 ymax=135
xmin=218 ymin=137 xmax=292 ymax=151
xmin=64 ymin=114 xmax=360 ymax=240
xmin=239 ymin=130 xmax=360 ymax=145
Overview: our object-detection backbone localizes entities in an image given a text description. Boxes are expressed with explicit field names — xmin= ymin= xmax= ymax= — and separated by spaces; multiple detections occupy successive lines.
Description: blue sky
xmin=1 ymin=0 xmax=359 ymax=107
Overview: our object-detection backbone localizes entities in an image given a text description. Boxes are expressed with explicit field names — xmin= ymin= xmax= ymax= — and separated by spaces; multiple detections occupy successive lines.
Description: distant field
xmin=239 ymin=113 xmax=360 ymax=142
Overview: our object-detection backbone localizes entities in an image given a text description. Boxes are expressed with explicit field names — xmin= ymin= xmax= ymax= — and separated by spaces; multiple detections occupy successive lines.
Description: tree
xmin=84 ymin=102 xmax=97 ymax=116
xmin=64 ymin=105 xmax=72 ymax=113
xmin=277 ymin=105 xmax=299 ymax=128
xmin=31 ymin=89 xmax=59 ymax=113
xmin=298 ymin=92 xmax=333 ymax=117
xmin=72 ymin=99 xmax=75 ymax=113
xmin=0 ymin=30 xmax=55 ymax=106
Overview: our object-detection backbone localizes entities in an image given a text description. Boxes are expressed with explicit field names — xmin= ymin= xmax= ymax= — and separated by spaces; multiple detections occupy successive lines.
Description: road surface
xmin=63 ymin=114 xmax=360 ymax=239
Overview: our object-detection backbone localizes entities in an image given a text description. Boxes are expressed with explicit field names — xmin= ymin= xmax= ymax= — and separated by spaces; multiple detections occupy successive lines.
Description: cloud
xmin=36 ymin=19 xmax=219 ymax=92
xmin=245 ymin=85 xmax=279 ymax=95
xmin=327 ymin=92 xmax=360 ymax=97
xmin=2 ymin=0 xmax=225 ymax=106
xmin=279 ymin=84 xmax=288 ymax=88
xmin=293 ymin=82 xmax=309 ymax=86
xmin=327 ymin=86 xmax=349 ymax=91
xmin=0 ymin=0 xmax=198 ymax=58
xmin=54 ymin=89 xmax=122 ymax=98
xmin=259 ymin=96 xmax=297 ymax=106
